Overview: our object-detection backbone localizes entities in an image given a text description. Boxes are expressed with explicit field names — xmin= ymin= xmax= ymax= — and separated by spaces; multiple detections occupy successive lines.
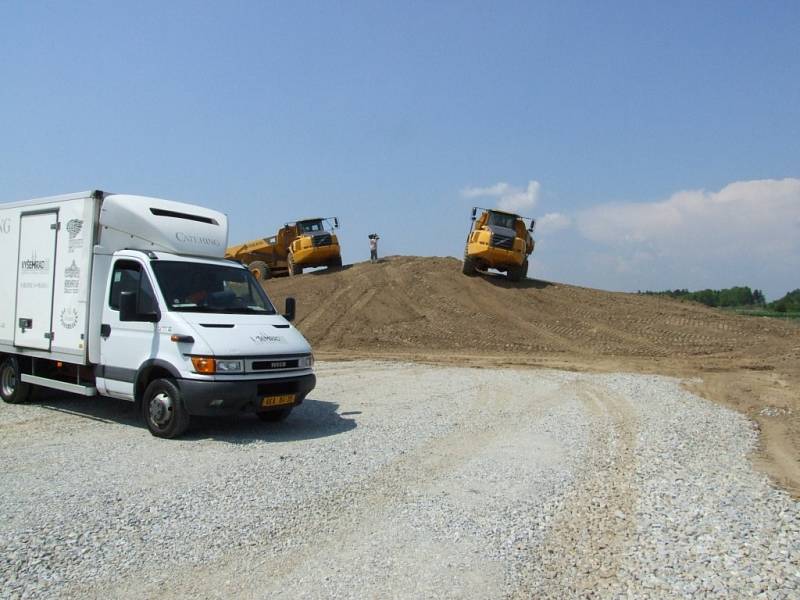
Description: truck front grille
xmin=491 ymin=233 xmax=514 ymax=249
xmin=312 ymin=233 xmax=333 ymax=247
xmin=252 ymin=359 xmax=299 ymax=371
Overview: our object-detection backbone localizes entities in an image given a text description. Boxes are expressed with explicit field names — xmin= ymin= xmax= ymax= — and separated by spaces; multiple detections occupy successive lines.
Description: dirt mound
xmin=264 ymin=255 xmax=797 ymax=364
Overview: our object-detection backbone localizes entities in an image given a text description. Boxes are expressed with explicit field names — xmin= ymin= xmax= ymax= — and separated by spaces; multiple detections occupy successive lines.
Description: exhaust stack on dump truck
xmin=225 ymin=217 xmax=342 ymax=279
xmin=462 ymin=207 xmax=535 ymax=282
xmin=0 ymin=190 xmax=315 ymax=438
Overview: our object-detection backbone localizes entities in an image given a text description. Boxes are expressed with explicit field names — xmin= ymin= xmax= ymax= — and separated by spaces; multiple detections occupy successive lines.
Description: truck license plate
xmin=261 ymin=394 xmax=295 ymax=408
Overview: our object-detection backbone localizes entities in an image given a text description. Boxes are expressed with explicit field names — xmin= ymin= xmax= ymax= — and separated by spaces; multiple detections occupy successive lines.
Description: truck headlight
xmin=216 ymin=359 xmax=244 ymax=373
xmin=298 ymin=354 xmax=315 ymax=368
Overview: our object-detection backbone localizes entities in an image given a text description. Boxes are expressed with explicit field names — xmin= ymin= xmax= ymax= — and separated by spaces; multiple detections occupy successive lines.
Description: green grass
xmin=724 ymin=307 xmax=800 ymax=320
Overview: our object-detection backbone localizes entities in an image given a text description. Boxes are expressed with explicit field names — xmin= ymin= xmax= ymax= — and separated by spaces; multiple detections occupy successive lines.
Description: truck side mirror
xmin=284 ymin=297 xmax=296 ymax=322
xmin=334 ymin=217 xmax=339 ymax=228
xmin=528 ymin=220 xmax=535 ymax=232
xmin=120 ymin=291 xmax=160 ymax=323
xmin=471 ymin=207 xmax=477 ymax=220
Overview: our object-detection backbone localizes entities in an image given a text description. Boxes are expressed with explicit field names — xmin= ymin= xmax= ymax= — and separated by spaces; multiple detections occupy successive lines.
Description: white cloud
xmin=461 ymin=180 xmax=541 ymax=213
xmin=461 ymin=182 xmax=513 ymax=198
xmin=576 ymin=178 xmax=800 ymax=261
xmin=536 ymin=212 xmax=572 ymax=234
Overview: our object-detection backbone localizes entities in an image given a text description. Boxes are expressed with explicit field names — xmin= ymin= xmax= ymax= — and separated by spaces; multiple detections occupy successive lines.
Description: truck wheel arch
xmin=134 ymin=359 xmax=181 ymax=404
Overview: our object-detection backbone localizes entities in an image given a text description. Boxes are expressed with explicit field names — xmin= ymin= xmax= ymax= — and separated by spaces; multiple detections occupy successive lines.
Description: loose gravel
xmin=0 ymin=361 xmax=798 ymax=599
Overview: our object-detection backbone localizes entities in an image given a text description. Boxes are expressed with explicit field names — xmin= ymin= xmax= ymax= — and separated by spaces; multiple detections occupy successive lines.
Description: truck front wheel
xmin=142 ymin=378 xmax=190 ymax=438
xmin=462 ymin=254 xmax=477 ymax=276
xmin=288 ymin=254 xmax=302 ymax=276
xmin=0 ymin=357 xmax=31 ymax=404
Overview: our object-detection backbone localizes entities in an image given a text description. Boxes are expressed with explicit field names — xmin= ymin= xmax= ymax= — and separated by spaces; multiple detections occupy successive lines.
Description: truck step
xmin=21 ymin=374 xmax=97 ymax=397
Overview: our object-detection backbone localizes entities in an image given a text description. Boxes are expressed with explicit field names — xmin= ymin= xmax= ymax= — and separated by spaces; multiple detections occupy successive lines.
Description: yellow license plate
xmin=261 ymin=394 xmax=295 ymax=408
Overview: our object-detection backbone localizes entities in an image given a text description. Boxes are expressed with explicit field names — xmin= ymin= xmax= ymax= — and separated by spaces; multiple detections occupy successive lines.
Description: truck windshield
xmin=488 ymin=212 xmax=516 ymax=229
xmin=299 ymin=220 xmax=324 ymax=233
xmin=151 ymin=261 xmax=277 ymax=314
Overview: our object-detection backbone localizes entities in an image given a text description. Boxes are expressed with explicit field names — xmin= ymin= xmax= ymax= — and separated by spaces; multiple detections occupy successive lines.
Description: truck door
xmin=99 ymin=259 xmax=159 ymax=399
xmin=14 ymin=211 xmax=59 ymax=350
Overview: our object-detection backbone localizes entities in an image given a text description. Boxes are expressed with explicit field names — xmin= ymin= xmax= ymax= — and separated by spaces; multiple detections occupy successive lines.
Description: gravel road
xmin=1 ymin=361 xmax=798 ymax=599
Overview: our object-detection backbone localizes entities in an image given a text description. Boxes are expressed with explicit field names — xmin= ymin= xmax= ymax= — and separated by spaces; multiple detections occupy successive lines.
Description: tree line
xmin=639 ymin=287 xmax=800 ymax=312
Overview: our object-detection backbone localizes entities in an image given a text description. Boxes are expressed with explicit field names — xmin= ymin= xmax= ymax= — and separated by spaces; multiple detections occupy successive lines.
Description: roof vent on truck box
xmin=98 ymin=194 xmax=228 ymax=259
xmin=149 ymin=208 xmax=218 ymax=225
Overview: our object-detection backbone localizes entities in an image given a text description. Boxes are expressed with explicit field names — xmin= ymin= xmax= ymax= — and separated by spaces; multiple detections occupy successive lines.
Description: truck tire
xmin=507 ymin=260 xmax=528 ymax=282
xmin=462 ymin=254 xmax=477 ymax=276
xmin=249 ymin=261 xmax=271 ymax=281
xmin=257 ymin=407 xmax=293 ymax=422
xmin=288 ymin=254 xmax=302 ymax=276
xmin=328 ymin=255 xmax=343 ymax=269
xmin=142 ymin=378 xmax=190 ymax=439
xmin=0 ymin=357 xmax=31 ymax=404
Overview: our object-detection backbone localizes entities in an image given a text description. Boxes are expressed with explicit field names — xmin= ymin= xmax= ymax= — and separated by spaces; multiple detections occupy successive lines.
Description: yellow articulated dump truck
xmin=462 ymin=207 xmax=535 ymax=282
xmin=225 ymin=217 xmax=341 ymax=280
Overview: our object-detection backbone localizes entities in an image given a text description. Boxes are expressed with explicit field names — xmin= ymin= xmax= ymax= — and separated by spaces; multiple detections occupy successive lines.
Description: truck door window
xmin=109 ymin=260 xmax=157 ymax=313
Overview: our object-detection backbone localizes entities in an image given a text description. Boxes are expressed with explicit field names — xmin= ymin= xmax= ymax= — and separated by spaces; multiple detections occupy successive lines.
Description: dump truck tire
xmin=507 ymin=260 xmax=528 ymax=282
xmin=462 ymin=254 xmax=477 ymax=276
xmin=329 ymin=255 xmax=343 ymax=269
xmin=0 ymin=357 xmax=31 ymax=404
xmin=249 ymin=261 xmax=271 ymax=281
xmin=288 ymin=254 xmax=302 ymax=276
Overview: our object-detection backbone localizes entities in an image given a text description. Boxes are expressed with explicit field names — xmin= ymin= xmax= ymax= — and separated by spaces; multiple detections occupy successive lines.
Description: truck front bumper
xmin=467 ymin=242 xmax=525 ymax=268
xmin=177 ymin=373 xmax=316 ymax=416
xmin=294 ymin=244 xmax=341 ymax=267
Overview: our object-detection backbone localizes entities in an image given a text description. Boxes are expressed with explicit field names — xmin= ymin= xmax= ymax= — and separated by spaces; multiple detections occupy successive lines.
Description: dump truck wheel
xmin=249 ymin=261 xmax=271 ymax=281
xmin=142 ymin=378 xmax=191 ymax=439
xmin=257 ymin=407 xmax=293 ymax=422
xmin=329 ymin=255 xmax=343 ymax=269
xmin=462 ymin=255 xmax=477 ymax=276
xmin=288 ymin=254 xmax=302 ymax=276
xmin=507 ymin=260 xmax=528 ymax=282
xmin=0 ymin=357 xmax=31 ymax=404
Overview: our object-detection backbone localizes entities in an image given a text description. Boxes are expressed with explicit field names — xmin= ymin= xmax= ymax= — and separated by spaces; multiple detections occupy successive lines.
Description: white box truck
xmin=0 ymin=190 xmax=316 ymax=437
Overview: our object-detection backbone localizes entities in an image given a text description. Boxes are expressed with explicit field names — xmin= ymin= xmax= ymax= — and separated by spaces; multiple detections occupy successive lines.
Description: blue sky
xmin=1 ymin=2 xmax=798 ymax=298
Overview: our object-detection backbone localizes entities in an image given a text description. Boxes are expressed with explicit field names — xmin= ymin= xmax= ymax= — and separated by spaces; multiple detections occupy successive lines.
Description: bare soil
xmin=264 ymin=256 xmax=800 ymax=496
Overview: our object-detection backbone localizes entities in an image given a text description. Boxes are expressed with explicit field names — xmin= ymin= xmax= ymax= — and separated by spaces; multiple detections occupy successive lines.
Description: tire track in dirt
xmin=513 ymin=382 xmax=638 ymax=598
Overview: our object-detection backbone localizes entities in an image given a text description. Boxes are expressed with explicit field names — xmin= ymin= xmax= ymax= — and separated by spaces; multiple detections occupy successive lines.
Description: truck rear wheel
xmin=142 ymin=378 xmax=190 ymax=439
xmin=249 ymin=261 xmax=271 ymax=281
xmin=0 ymin=357 xmax=31 ymax=404
xmin=328 ymin=255 xmax=343 ymax=269
xmin=257 ymin=407 xmax=293 ymax=422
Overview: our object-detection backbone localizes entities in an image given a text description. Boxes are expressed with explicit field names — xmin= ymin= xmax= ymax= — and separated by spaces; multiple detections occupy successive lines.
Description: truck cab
xmin=0 ymin=191 xmax=316 ymax=438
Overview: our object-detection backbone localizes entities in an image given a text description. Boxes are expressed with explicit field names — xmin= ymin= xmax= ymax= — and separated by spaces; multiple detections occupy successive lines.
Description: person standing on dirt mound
xmin=369 ymin=234 xmax=379 ymax=263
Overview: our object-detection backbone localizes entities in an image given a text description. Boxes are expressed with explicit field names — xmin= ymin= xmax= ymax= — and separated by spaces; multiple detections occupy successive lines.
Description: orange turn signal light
xmin=191 ymin=356 xmax=216 ymax=374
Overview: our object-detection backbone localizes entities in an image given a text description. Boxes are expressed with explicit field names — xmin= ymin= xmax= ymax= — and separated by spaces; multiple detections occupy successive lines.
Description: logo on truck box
xmin=175 ymin=232 xmax=221 ymax=247
xmin=21 ymin=252 xmax=50 ymax=274
xmin=60 ymin=307 xmax=79 ymax=329
xmin=64 ymin=260 xmax=80 ymax=294
xmin=66 ymin=219 xmax=85 ymax=252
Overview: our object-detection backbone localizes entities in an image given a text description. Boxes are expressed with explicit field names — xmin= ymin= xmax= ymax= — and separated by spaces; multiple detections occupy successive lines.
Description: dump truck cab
xmin=462 ymin=208 xmax=535 ymax=281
